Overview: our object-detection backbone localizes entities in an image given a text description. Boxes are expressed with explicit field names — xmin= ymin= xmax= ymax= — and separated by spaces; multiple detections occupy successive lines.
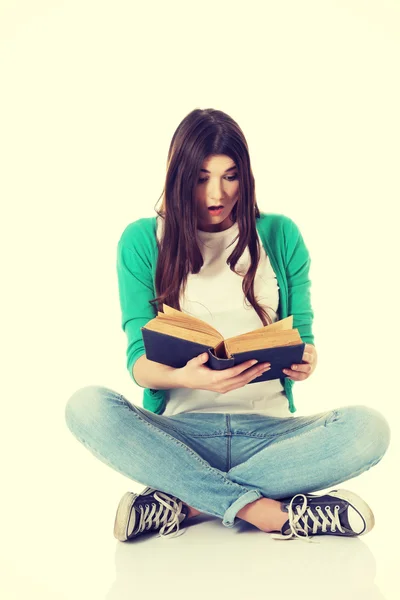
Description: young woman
xmin=65 ymin=108 xmax=391 ymax=544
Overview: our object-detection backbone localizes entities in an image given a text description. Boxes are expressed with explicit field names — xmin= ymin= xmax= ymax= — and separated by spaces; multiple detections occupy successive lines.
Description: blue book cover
xmin=140 ymin=304 xmax=305 ymax=384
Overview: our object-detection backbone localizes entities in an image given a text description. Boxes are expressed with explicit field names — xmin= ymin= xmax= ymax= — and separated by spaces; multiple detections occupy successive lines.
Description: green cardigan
xmin=116 ymin=211 xmax=315 ymax=415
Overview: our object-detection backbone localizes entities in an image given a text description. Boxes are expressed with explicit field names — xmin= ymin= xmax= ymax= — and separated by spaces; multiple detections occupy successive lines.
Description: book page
xmin=161 ymin=304 xmax=223 ymax=339
xmin=224 ymin=328 xmax=302 ymax=356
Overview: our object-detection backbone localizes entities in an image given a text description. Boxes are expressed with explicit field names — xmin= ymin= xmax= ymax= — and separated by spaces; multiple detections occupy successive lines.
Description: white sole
xmin=113 ymin=491 xmax=137 ymax=541
xmin=327 ymin=488 xmax=375 ymax=535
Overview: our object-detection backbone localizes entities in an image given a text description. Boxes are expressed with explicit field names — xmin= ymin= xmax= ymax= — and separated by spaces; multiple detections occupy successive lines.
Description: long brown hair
xmin=149 ymin=108 xmax=273 ymax=327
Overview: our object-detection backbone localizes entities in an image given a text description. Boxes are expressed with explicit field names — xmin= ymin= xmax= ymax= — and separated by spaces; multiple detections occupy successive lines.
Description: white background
xmin=1 ymin=1 xmax=399 ymax=599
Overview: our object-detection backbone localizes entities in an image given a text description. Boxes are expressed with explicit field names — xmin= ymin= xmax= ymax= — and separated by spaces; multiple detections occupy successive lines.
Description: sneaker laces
xmin=271 ymin=494 xmax=345 ymax=543
xmin=135 ymin=491 xmax=187 ymax=540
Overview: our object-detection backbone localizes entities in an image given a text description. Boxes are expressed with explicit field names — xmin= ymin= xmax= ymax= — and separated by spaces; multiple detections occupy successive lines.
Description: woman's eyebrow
xmin=200 ymin=165 xmax=237 ymax=174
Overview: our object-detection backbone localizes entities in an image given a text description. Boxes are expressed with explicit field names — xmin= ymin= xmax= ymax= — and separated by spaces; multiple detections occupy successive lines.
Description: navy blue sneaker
xmin=113 ymin=486 xmax=190 ymax=541
xmin=271 ymin=488 xmax=375 ymax=543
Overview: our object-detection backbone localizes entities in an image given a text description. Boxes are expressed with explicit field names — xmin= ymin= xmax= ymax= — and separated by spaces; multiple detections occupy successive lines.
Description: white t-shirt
xmin=156 ymin=216 xmax=293 ymax=418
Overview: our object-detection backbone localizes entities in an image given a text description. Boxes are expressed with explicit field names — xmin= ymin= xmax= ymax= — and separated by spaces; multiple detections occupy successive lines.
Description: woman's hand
xmin=177 ymin=352 xmax=271 ymax=393
xmin=283 ymin=343 xmax=317 ymax=381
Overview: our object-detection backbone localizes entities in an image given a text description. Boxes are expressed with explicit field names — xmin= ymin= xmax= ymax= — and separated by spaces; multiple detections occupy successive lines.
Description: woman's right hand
xmin=176 ymin=352 xmax=271 ymax=393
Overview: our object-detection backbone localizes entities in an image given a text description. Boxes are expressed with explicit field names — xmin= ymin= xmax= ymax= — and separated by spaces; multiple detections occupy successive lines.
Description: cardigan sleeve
xmin=116 ymin=239 xmax=157 ymax=385
xmin=283 ymin=217 xmax=315 ymax=346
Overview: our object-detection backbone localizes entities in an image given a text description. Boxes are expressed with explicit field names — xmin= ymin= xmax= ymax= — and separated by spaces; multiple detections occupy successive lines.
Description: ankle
xmin=237 ymin=497 xmax=288 ymax=533
xmin=184 ymin=504 xmax=201 ymax=519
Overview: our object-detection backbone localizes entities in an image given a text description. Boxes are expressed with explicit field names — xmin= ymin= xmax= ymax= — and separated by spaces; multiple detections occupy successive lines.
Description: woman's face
xmin=195 ymin=154 xmax=239 ymax=232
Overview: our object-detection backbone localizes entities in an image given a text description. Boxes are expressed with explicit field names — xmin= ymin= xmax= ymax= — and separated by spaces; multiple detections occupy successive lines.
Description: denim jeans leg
xmin=64 ymin=385 xmax=263 ymax=528
xmin=226 ymin=405 xmax=391 ymax=498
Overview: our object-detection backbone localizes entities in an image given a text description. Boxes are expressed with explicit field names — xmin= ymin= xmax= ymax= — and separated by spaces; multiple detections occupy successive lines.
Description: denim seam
xmin=148 ymin=417 xmax=328 ymax=440
xmin=238 ymin=414 xmax=334 ymax=456
xmin=226 ymin=415 xmax=232 ymax=472
xmin=227 ymin=414 xmax=332 ymax=440
xmin=122 ymin=396 xmax=236 ymax=439
xmin=121 ymin=397 xmax=195 ymax=438
xmin=129 ymin=406 xmax=255 ymax=492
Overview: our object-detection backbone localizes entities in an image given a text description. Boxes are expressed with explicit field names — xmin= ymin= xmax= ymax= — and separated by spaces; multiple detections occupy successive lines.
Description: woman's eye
xmin=198 ymin=174 xmax=238 ymax=184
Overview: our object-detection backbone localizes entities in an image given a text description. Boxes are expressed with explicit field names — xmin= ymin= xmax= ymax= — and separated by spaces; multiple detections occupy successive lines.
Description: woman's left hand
xmin=282 ymin=343 xmax=317 ymax=381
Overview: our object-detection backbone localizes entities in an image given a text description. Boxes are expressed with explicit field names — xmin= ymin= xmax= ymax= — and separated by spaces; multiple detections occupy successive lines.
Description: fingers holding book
xmin=282 ymin=343 xmax=318 ymax=381
xmin=177 ymin=353 xmax=271 ymax=393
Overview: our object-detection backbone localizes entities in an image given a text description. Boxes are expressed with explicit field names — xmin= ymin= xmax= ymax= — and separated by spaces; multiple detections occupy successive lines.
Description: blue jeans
xmin=64 ymin=385 xmax=391 ymax=528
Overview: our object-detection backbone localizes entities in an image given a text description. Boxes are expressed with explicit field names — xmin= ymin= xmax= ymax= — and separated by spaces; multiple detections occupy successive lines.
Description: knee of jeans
xmin=65 ymin=385 xmax=105 ymax=431
xmin=370 ymin=408 xmax=391 ymax=458
xmin=350 ymin=405 xmax=391 ymax=461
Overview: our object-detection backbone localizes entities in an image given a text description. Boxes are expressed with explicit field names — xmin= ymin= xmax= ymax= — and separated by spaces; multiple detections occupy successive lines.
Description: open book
xmin=141 ymin=304 xmax=306 ymax=384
